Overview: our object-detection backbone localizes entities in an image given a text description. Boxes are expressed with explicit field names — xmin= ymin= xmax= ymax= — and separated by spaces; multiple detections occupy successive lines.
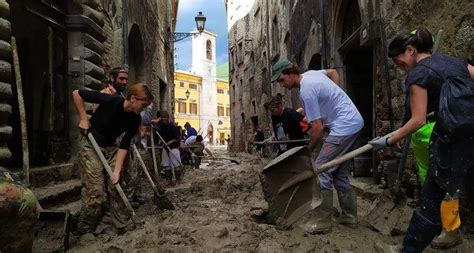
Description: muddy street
xmin=67 ymin=147 xmax=473 ymax=252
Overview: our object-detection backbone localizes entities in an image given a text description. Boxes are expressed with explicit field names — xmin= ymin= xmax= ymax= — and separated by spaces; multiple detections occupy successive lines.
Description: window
xmin=226 ymin=107 xmax=230 ymax=116
xmin=189 ymin=83 xmax=197 ymax=89
xmin=190 ymin=103 xmax=198 ymax=114
xmin=179 ymin=82 xmax=184 ymax=87
xmin=217 ymin=88 xmax=224 ymax=94
xmin=237 ymin=42 xmax=243 ymax=64
xmin=249 ymin=77 xmax=255 ymax=98
xmin=206 ymin=40 xmax=212 ymax=60
xmin=272 ymin=16 xmax=280 ymax=54
xmin=217 ymin=106 xmax=225 ymax=116
xmin=178 ymin=102 xmax=186 ymax=113
xmin=230 ymin=50 xmax=235 ymax=70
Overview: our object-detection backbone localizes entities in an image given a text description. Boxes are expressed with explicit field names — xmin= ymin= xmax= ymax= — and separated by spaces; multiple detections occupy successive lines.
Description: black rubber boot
xmin=403 ymin=209 xmax=442 ymax=252
xmin=336 ymin=188 xmax=358 ymax=228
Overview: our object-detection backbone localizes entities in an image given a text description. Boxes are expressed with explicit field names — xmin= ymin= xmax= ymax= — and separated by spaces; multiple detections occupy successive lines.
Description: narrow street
xmin=66 ymin=147 xmax=473 ymax=252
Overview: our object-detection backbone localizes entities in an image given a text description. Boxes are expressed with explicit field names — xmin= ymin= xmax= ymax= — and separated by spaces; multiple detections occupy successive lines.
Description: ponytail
xmin=388 ymin=26 xmax=434 ymax=58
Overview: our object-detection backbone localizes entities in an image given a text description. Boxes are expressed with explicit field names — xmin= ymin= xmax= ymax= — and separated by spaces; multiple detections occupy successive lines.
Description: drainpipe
xmin=265 ymin=0 xmax=272 ymax=95
xmin=319 ymin=0 xmax=328 ymax=69
xmin=123 ymin=0 xmax=129 ymax=69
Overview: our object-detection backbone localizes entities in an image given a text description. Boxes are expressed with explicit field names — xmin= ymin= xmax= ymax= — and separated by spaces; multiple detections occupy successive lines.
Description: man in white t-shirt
xmin=184 ymin=135 xmax=213 ymax=169
xmin=272 ymin=59 xmax=364 ymax=234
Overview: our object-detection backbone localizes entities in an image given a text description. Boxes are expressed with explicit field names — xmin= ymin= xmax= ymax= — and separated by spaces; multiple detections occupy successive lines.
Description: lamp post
xmin=172 ymin=11 xmax=206 ymax=43
xmin=185 ymin=89 xmax=190 ymax=100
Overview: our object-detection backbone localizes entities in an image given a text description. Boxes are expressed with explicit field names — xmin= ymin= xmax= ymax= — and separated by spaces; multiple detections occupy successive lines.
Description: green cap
xmin=271 ymin=59 xmax=293 ymax=82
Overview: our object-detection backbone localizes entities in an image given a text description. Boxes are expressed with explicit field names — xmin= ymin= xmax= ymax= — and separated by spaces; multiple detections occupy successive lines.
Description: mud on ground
xmin=68 ymin=148 xmax=473 ymax=252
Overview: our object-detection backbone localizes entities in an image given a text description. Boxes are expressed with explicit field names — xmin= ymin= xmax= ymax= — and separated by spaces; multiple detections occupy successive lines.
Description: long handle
xmin=154 ymin=130 xmax=181 ymax=182
xmin=132 ymin=144 xmax=158 ymax=193
xmin=315 ymin=131 xmax=395 ymax=174
xmin=253 ymin=138 xmax=310 ymax=145
xmin=87 ymin=133 xmax=137 ymax=218
xmin=154 ymin=130 xmax=183 ymax=167
xmin=12 ymin=37 xmax=30 ymax=186
xmin=149 ymin=127 xmax=160 ymax=180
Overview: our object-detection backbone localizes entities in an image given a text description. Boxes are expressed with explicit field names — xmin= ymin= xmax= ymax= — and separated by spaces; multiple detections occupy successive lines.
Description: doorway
xmin=8 ymin=0 xmax=69 ymax=167
xmin=343 ymin=47 xmax=374 ymax=176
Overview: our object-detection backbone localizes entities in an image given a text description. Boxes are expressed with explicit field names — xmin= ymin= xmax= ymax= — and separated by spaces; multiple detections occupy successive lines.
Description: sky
xmin=174 ymin=0 xmax=228 ymax=71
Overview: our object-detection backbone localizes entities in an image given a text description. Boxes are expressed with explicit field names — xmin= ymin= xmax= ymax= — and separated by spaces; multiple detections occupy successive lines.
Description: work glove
xmin=369 ymin=136 xmax=391 ymax=151
xmin=78 ymin=119 xmax=90 ymax=136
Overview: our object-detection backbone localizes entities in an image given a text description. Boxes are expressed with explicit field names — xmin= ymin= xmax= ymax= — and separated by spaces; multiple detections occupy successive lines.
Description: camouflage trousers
xmin=123 ymin=147 xmax=151 ymax=201
xmin=77 ymin=136 xmax=132 ymax=233
xmin=0 ymin=178 xmax=39 ymax=252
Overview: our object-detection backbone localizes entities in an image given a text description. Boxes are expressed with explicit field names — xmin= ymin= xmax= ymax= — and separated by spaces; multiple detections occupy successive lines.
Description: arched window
xmin=206 ymin=40 xmax=212 ymax=60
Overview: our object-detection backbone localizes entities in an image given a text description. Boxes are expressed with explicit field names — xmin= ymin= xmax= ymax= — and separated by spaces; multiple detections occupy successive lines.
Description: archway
xmin=128 ymin=24 xmax=145 ymax=85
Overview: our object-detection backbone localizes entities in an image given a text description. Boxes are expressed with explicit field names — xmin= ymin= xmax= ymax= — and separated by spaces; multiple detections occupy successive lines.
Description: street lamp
xmin=172 ymin=11 xmax=206 ymax=43
xmin=185 ymin=89 xmax=190 ymax=100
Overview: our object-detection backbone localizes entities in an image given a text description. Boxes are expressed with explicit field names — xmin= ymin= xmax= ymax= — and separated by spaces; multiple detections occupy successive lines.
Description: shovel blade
xmin=260 ymin=146 xmax=320 ymax=228
xmin=33 ymin=210 xmax=71 ymax=252
xmin=153 ymin=194 xmax=175 ymax=210
xmin=366 ymin=190 xmax=408 ymax=235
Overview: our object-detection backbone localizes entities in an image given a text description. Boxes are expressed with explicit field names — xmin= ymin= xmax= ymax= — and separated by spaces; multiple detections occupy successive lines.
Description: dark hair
xmin=158 ymin=110 xmax=170 ymax=118
xmin=184 ymin=122 xmax=190 ymax=128
xmin=126 ymin=83 xmax=154 ymax=102
xmin=388 ymin=27 xmax=433 ymax=58
xmin=282 ymin=65 xmax=300 ymax=75
xmin=269 ymin=95 xmax=283 ymax=108
xmin=196 ymin=135 xmax=203 ymax=142
xmin=109 ymin=67 xmax=127 ymax=83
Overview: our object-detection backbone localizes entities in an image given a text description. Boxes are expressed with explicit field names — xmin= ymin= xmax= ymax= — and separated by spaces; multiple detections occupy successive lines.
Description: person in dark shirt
xmin=72 ymin=83 xmax=153 ymax=235
xmin=254 ymin=126 xmax=265 ymax=156
xmin=184 ymin=122 xmax=197 ymax=137
xmin=152 ymin=110 xmax=182 ymax=184
xmin=269 ymin=96 xmax=305 ymax=155
xmin=369 ymin=27 xmax=474 ymax=252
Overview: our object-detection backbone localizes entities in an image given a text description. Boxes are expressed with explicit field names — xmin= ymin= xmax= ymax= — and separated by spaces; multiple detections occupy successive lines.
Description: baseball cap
xmin=271 ymin=59 xmax=293 ymax=82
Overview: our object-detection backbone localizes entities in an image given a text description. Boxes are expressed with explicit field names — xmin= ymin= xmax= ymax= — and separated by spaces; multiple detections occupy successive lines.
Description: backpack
xmin=419 ymin=60 xmax=474 ymax=140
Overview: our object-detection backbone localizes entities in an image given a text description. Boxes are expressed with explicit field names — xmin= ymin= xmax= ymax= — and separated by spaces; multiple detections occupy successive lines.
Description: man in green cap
xmin=272 ymin=59 xmax=364 ymax=234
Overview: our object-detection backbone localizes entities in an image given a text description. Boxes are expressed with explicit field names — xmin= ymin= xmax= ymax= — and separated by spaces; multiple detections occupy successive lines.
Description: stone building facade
xmin=0 ymin=0 xmax=177 ymax=169
xmin=227 ymin=0 xmax=474 ymax=224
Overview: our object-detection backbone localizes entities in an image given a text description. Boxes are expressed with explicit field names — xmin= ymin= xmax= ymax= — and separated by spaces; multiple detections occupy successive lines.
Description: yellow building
xmin=216 ymin=78 xmax=231 ymax=145
xmin=173 ymin=70 xmax=201 ymax=131
xmin=173 ymin=70 xmax=231 ymax=145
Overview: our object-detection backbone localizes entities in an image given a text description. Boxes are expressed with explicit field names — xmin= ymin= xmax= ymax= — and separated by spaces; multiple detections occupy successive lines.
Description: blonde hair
xmin=126 ymin=83 xmax=154 ymax=102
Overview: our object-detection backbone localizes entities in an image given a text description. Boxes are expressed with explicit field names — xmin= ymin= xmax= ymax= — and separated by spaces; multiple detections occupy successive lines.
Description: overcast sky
xmin=174 ymin=0 xmax=228 ymax=71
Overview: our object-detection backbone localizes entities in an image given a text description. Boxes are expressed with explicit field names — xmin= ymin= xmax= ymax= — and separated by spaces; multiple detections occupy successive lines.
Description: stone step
xmin=54 ymin=200 xmax=82 ymax=216
xmin=29 ymin=163 xmax=79 ymax=188
xmin=34 ymin=179 xmax=82 ymax=209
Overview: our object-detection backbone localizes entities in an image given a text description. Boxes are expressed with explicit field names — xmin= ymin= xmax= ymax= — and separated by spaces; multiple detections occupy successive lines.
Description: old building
xmin=0 ymin=0 xmax=176 ymax=174
xmin=226 ymin=0 xmax=474 ymax=226
xmin=174 ymin=70 xmax=202 ymax=130
xmin=174 ymin=30 xmax=231 ymax=145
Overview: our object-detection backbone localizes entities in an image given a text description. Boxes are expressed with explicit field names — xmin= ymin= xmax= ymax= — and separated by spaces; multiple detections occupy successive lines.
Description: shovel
xmin=260 ymin=131 xmax=395 ymax=229
xmin=87 ymin=132 xmax=140 ymax=224
xmin=131 ymin=144 xmax=175 ymax=210
xmin=149 ymin=125 xmax=160 ymax=180
xmin=197 ymin=155 xmax=240 ymax=165
xmin=154 ymin=130 xmax=184 ymax=182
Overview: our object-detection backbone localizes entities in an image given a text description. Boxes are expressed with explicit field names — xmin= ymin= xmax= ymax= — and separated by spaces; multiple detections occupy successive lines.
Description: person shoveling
xmin=151 ymin=111 xmax=183 ymax=185
xmin=72 ymin=84 xmax=153 ymax=236
xmin=260 ymin=59 xmax=364 ymax=233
